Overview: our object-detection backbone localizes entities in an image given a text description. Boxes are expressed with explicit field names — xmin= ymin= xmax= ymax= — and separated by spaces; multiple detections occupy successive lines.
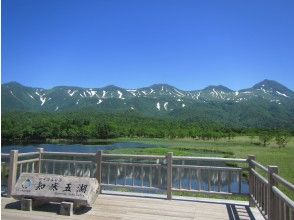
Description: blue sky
xmin=2 ymin=0 xmax=294 ymax=90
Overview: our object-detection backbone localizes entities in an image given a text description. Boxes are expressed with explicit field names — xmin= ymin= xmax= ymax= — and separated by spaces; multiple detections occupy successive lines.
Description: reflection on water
xmin=1 ymin=143 xmax=249 ymax=195
xmin=1 ymin=142 xmax=157 ymax=153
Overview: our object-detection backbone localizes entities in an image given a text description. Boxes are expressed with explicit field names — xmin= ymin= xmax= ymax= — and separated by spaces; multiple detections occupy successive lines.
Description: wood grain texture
xmin=2 ymin=193 xmax=264 ymax=220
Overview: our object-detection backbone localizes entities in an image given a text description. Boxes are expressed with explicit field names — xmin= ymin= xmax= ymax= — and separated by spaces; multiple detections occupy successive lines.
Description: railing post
xmin=166 ymin=152 xmax=173 ymax=200
xmin=268 ymin=165 xmax=278 ymax=220
xmin=248 ymin=155 xmax=256 ymax=207
xmin=7 ymin=150 xmax=18 ymax=197
xmin=36 ymin=148 xmax=44 ymax=173
xmin=95 ymin=150 xmax=103 ymax=193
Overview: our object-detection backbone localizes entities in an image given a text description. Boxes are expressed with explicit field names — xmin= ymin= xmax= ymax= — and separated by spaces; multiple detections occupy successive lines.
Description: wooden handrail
xmin=3 ymin=149 xmax=294 ymax=220
xmin=172 ymin=164 xmax=243 ymax=171
xmin=272 ymin=173 xmax=294 ymax=192
xmin=18 ymin=152 xmax=40 ymax=157
xmin=272 ymin=186 xmax=294 ymax=209
xmin=250 ymin=168 xmax=268 ymax=185
xmin=173 ymin=156 xmax=247 ymax=163
xmin=251 ymin=160 xmax=268 ymax=172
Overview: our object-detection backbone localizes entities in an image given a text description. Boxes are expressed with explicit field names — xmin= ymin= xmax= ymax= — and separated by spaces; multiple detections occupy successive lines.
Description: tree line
xmin=1 ymin=112 xmax=292 ymax=145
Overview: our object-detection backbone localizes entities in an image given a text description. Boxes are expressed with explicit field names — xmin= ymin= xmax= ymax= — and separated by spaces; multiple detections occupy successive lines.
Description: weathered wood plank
xmin=2 ymin=194 xmax=265 ymax=220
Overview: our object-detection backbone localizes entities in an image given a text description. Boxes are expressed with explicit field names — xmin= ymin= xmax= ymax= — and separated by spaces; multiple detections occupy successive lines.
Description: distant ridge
xmin=1 ymin=79 xmax=293 ymax=128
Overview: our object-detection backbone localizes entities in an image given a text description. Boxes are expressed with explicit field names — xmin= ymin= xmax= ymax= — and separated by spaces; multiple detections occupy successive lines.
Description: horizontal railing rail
xmin=272 ymin=173 xmax=294 ymax=192
xmin=2 ymin=149 xmax=294 ymax=220
xmin=251 ymin=160 xmax=269 ymax=172
xmin=173 ymin=156 xmax=247 ymax=163
xmin=247 ymin=155 xmax=294 ymax=220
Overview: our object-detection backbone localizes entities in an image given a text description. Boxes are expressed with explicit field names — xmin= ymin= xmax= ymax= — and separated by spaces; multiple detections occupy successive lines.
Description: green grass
xmin=109 ymin=136 xmax=294 ymax=183
xmin=107 ymin=136 xmax=294 ymax=200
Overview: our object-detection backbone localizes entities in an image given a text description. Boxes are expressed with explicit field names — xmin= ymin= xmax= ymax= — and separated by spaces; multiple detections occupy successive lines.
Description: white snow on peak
xmin=242 ymin=91 xmax=251 ymax=94
xmin=164 ymin=102 xmax=168 ymax=111
xmin=175 ymin=89 xmax=184 ymax=97
xmin=10 ymin=91 xmax=18 ymax=99
xmin=212 ymin=88 xmax=218 ymax=96
xmin=260 ymin=88 xmax=267 ymax=93
xmin=28 ymin=94 xmax=34 ymax=99
xmin=67 ymin=90 xmax=77 ymax=97
xmin=102 ymin=90 xmax=107 ymax=98
xmin=117 ymin=90 xmax=124 ymax=99
xmin=55 ymin=106 xmax=59 ymax=111
xmin=235 ymin=91 xmax=239 ymax=96
xmin=97 ymin=99 xmax=103 ymax=104
xmin=35 ymin=91 xmax=47 ymax=106
xmin=83 ymin=91 xmax=87 ymax=97
xmin=156 ymin=102 xmax=161 ymax=110
xmin=85 ymin=89 xmax=97 ymax=97
xmin=182 ymin=103 xmax=186 ymax=107
xmin=76 ymin=100 xmax=79 ymax=105
xmin=150 ymin=88 xmax=154 ymax=94
xmin=127 ymin=89 xmax=137 ymax=96
xmin=79 ymin=94 xmax=84 ymax=98
xmin=196 ymin=92 xmax=200 ymax=100
xmin=177 ymin=99 xmax=182 ymax=102
xmin=161 ymin=86 xmax=164 ymax=91
xmin=142 ymin=90 xmax=147 ymax=95
xmin=276 ymin=91 xmax=289 ymax=97
xmin=40 ymin=96 xmax=46 ymax=106
xmin=130 ymin=107 xmax=134 ymax=110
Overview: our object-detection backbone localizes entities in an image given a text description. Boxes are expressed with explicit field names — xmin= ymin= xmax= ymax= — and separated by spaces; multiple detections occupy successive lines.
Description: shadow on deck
xmin=1 ymin=191 xmax=264 ymax=220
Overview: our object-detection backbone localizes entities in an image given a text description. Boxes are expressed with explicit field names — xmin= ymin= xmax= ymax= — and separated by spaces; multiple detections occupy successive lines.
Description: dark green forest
xmin=2 ymin=111 xmax=293 ymax=144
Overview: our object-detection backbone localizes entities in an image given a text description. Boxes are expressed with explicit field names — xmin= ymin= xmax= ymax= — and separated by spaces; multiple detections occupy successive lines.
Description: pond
xmin=1 ymin=142 xmax=249 ymax=195
xmin=1 ymin=142 xmax=157 ymax=153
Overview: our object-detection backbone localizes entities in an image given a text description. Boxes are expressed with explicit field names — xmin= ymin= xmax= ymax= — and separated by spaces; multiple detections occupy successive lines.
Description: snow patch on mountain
xmin=260 ymin=88 xmax=268 ymax=93
xmin=102 ymin=90 xmax=106 ymax=98
xmin=35 ymin=91 xmax=47 ymax=106
xmin=175 ymin=89 xmax=184 ymax=97
xmin=212 ymin=89 xmax=218 ymax=97
xmin=88 ymin=90 xmax=97 ymax=97
xmin=196 ymin=92 xmax=200 ymax=99
xmin=117 ymin=90 xmax=124 ymax=99
xmin=164 ymin=102 xmax=168 ymax=111
xmin=40 ymin=97 xmax=46 ymax=106
xmin=67 ymin=90 xmax=77 ymax=97
xmin=127 ymin=89 xmax=137 ymax=96
xmin=55 ymin=106 xmax=59 ymax=111
xmin=97 ymin=99 xmax=103 ymax=104
xmin=235 ymin=91 xmax=239 ymax=96
xmin=156 ymin=102 xmax=161 ymax=110
xmin=182 ymin=103 xmax=186 ymax=107
xmin=276 ymin=91 xmax=289 ymax=97
xmin=28 ymin=94 xmax=34 ymax=99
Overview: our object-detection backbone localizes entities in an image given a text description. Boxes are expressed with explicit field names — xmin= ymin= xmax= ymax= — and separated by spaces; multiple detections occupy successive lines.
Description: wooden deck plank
xmin=1 ymin=193 xmax=264 ymax=220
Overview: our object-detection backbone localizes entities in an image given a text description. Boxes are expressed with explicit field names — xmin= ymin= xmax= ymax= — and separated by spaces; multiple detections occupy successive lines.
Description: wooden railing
xmin=248 ymin=156 xmax=294 ymax=220
xmin=1 ymin=149 xmax=294 ymax=220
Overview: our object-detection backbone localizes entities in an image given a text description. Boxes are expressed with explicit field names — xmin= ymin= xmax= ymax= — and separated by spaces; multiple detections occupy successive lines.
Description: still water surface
xmin=1 ymin=142 xmax=249 ymax=194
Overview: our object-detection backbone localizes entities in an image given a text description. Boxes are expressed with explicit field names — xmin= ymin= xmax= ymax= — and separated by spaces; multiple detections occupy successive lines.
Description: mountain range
xmin=2 ymin=80 xmax=294 ymax=129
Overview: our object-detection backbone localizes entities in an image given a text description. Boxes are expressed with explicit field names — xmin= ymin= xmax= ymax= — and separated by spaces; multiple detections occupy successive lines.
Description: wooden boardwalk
xmin=1 ymin=192 xmax=264 ymax=220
